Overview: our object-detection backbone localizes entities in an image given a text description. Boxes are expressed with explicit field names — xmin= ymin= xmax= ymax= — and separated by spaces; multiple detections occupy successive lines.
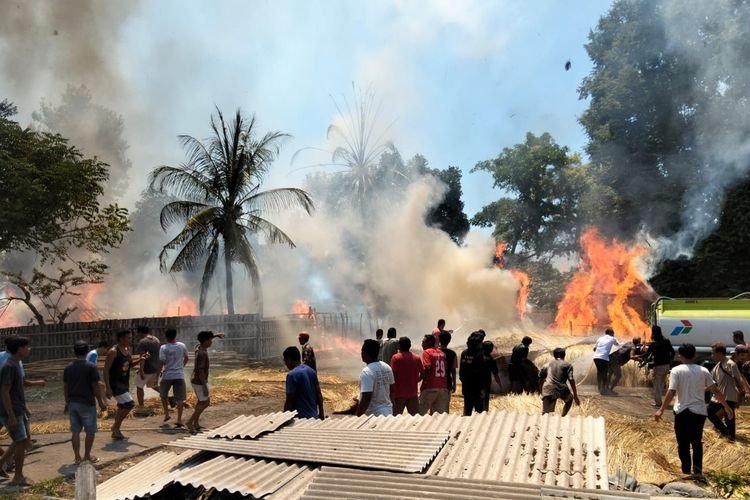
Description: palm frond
xmin=159 ymin=200 xmax=210 ymax=231
xmin=241 ymin=215 xmax=296 ymax=247
xmin=166 ymin=226 xmax=215 ymax=273
xmin=149 ymin=165 xmax=218 ymax=204
xmin=239 ymin=187 xmax=314 ymax=216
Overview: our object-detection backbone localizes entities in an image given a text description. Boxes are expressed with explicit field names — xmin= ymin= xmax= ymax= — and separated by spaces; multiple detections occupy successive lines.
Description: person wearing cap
xmin=64 ymin=341 xmax=107 ymax=464
xmin=298 ymin=332 xmax=317 ymax=372
xmin=186 ymin=331 xmax=223 ymax=434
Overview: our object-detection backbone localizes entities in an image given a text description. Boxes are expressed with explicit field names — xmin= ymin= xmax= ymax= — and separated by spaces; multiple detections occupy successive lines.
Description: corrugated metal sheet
xmin=170 ymin=426 xmax=449 ymax=472
xmin=96 ymin=449 xmax=202 ymax=500
xmin=206 ymin=411 xmax=297 ymax=439
xmin=173 ymin=454 xmax=313 ymax=498
xmin=427 ymin=411 xmax=609 ymax=490
xmin=293 ymin=411 xmax=608 ymax=490
xmin=267 ymin=467 xmax=319 ymax=499
xmin=300 ymin=467 xmax=648 ymax=500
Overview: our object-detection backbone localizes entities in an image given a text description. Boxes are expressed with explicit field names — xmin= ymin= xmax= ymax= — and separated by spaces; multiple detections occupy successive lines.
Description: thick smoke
xmin=0 ymin=0 xmax=139 ymax=105
xmin=260 ymin=176 xmax=521 ymax=336
xmin=657 ymin=0 xmax=750 ymax=257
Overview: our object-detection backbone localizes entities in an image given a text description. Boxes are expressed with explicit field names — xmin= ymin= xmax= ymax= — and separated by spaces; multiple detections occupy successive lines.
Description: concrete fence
xmin=0 ymin=312 xmax=356 ymax=362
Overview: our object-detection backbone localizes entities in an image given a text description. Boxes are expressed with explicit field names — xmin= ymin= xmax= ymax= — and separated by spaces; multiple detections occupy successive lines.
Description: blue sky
xmin=5 ymin=0 xmax=613 ymax=218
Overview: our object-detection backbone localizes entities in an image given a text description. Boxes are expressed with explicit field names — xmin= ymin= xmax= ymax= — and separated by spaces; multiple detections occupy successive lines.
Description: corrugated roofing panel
xmin=426 ymin=411 xmax=609 ymax=490
xmin=170 ymin=426 xmax=449 ymax=472
xmin=96 ymin=449 xmax=202 ymax=500
xmin=300 ymin=467 xmax=648 ymax=500
xmin=267 ymin=467 xmax=319 ymax=499
xmin=173 ymin=454 xmax=312 ymax=497
xmin=206 ymin=411 xmax=296 ymax=439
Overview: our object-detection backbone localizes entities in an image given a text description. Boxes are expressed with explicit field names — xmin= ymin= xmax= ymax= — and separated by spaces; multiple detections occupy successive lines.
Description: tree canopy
xmin=471 ymin=132 xmax=589 ymax=260
xmin=0 ymin=99 xmax=129 ymax=261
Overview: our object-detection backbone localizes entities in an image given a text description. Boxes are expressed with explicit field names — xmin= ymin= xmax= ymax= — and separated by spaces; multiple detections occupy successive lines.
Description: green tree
xmin=471 ymin=132 xmax=588 ymax=260
xmin=149 ymin=108 xmax=314 ymax=315
xmin=0 ymin=99 xmax=130 ymax=325
xmin=0 ymin=99 xmax=129 ymax=258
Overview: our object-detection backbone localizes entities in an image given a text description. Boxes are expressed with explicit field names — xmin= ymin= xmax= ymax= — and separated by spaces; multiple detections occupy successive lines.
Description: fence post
xmin=75 ymin=461 xmax=97 ymax=500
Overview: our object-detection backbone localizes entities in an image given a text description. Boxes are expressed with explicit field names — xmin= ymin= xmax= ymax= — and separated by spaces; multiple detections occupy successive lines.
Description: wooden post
xmin=75 ymin=461 xmax=97 ymax=500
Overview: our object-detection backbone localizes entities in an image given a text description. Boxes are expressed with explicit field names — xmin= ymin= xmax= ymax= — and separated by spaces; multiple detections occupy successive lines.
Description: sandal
xmin=9 ymin=476 xmax=34 ymax=487
xmin=111 ymin=432 xmax=126 ymax=441
xmin=83 ymin=456 xmax=100 ymax=464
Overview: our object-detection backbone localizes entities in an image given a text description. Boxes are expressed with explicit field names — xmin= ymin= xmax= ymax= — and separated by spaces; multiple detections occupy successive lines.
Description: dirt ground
xmin=3 ymin=344 xmax=750 ymax=498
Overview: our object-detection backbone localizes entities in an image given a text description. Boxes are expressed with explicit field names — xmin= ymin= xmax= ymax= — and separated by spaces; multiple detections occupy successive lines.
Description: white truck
xmin=650 ymin=293 xmax=750 ymax=353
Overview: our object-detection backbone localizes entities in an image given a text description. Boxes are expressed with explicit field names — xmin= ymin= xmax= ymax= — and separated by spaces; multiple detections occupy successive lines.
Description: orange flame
xmin=494 ymin=243 xmax=530 ymax=319
xmin=0 ymin=287 xmax=27 ymax=328
xmin=291 ymin=299 xmax=311 ymax=318
xmin=317 ymin=334 xmax=362 ymax=355
xmin=160 ymin=296 xmax=199 ymax=317
xmin=77 ymin=283 xmax=103 ymax=322
xmin=552 ymin=227 xmax=651 ymax=336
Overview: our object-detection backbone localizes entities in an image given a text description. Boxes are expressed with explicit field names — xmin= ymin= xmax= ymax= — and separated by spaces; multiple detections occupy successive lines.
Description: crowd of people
xmin=2 ymin=320 xmax=750 ymax=487
xmin=0 ymin=326 xmax=223 ymax=487
xmin=281 ymin=319 xmax=581 ymax=419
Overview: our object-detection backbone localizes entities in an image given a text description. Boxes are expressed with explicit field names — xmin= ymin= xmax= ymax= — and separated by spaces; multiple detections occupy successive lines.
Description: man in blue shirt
xmin=282 ymin=347 xmax=324 ymax=419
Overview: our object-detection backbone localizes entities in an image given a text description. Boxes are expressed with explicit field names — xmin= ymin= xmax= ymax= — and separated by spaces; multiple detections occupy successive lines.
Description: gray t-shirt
xmin=136 ymin=336 xmax=162 ymax=374
xmin=159 ymin=342 xmax=188 ymax=380
xmin=711 ymin=358 xmax=742 ymax=403
xmin=539 ymin=359 xmax=574 ymax=398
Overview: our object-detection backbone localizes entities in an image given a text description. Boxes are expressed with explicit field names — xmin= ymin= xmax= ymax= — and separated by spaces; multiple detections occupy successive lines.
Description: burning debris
xmin=552 ymin=228 xmax=652 ymax=336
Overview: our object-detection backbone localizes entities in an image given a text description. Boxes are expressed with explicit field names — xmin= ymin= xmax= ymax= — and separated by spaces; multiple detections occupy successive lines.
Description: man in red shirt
xmin=420 ymin=334 xmax=449 ymax=415
xmin=390 ymin=337 xmax=422 ymax=415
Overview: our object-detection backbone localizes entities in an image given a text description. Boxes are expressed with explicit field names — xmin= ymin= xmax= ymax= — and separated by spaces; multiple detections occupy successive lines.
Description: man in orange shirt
xmin=419 ymin=334 xmax=449 ymax=415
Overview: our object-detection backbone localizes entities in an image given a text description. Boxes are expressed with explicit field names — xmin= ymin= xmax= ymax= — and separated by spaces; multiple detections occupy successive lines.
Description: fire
xmin=552 ymin=227 xmax=651 ymax=336
xmin=160 ymin=296 xmax=199 ymax=317
xmin=77 ymin=283 xmax=103 ymax=322
xmin=494 ymin=243 xmax=530 ymax=319
xmin=318 ymin=334 xmax=362 ymax=355
xmin=0 ymin=287 xmax=27 ymax=328
xmin=291 ymin=299 xmax=311 ymax=318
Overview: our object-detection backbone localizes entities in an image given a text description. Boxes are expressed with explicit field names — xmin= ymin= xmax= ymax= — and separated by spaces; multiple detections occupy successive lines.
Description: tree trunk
xmin=224 ymin=246 xmax=235 ymax=315
xmin=255 ymin=281 xmax=264 ymax=318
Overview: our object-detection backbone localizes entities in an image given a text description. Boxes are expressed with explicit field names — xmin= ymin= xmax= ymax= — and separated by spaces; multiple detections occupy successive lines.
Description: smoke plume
xmin=658 ymin=0 xmax=750 ymax=257
xmin=260 ymin=176 xmax=521 ymax=336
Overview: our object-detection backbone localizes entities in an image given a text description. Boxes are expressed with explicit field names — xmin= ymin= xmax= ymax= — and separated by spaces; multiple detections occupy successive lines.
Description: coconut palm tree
xmin=149 ymin=108 xmax=313 ymax=315
xmin=292 ymin=84 xmax=398 ymax=217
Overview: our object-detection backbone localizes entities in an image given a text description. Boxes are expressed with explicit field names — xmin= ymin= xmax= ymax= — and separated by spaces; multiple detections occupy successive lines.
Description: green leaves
xmin=471 ymin=132 xmax=588 ymax=259
xmin=150 ymin=108 xmax=314 ymax=315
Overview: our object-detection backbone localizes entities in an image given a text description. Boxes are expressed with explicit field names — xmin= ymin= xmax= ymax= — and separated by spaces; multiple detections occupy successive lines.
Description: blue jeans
xmin=69 ymin=402 xmax=98 ymax=434
xmin=0 ymin=414 xmax=29 ymax=442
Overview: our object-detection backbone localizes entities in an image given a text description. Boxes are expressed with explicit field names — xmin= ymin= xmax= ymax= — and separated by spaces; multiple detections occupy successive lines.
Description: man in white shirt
xmin=592 ymin=328 xmax=619 ymax=395
xmin=655 ymin=343 xmax=733 ymax=479
xmin=159 ymin=329 xmax=189 ymax=427
xmin=356 ymin=339 xmax=394 ymax=416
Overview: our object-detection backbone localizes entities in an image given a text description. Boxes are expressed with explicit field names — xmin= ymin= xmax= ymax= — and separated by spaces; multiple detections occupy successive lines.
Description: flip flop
xmin=9 ymin=477 xmax=34 ymax=487
xmin=111 ymin=432 xmax=126 ymax=441
xmin=174 ymin=422 xmax=184 ymax=428
xmin=83 ymin=456 xmax=100 ymax=464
